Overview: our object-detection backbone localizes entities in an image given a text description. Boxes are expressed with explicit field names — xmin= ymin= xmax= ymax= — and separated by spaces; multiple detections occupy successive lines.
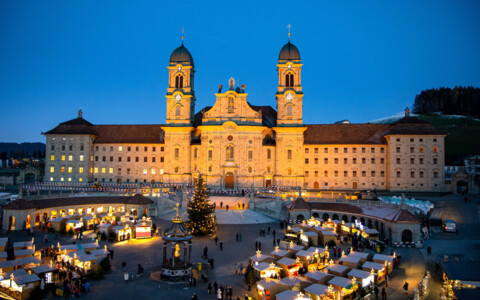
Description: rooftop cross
xmin=181 ymin=28 xmax=184 ymax=44
xmin=287 ymin=24 xmax=291 ymax=41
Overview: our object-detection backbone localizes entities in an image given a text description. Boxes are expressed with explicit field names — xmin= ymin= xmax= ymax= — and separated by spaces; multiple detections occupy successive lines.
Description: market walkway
xmin=158 ymin=207 xmax=278 ymax=224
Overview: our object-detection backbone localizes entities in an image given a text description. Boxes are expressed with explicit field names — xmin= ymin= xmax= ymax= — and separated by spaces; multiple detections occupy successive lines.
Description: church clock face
xmin=177 ymin=66 xmax=182 ymax=71
xmin=175 ymin=94 xmax=182 ymax=102
xmin=287 ymin=63 xmax=292 ymax=69
xmin=286 ymin=92 xmax=294 ymax=102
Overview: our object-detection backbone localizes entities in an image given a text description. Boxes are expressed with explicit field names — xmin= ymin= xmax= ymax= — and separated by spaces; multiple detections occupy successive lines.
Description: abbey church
xmin=44 ymin=38 xmax=447 ymax=192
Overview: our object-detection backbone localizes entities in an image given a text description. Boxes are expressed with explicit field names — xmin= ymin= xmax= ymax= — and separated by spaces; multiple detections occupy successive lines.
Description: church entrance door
xmin=225 ymin=172 xmax=234 ymax=189
xmin=265 ymin=178 xmax=272 ymax=188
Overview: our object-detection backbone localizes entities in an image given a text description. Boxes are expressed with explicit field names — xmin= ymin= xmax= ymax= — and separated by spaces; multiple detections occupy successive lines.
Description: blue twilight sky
xmin=1 ymin=0 xmax=480 ymax=142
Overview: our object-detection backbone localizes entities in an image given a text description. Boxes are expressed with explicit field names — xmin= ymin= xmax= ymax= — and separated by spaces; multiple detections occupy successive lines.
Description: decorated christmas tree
xmin=185 ymin=175 xmax=217 ymax=235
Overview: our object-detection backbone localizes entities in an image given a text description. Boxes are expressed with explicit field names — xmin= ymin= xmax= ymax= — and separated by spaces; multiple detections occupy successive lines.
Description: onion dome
xmin=169 ymin=44 xmax=194 ymax=67
xmin=279 ymin=41 xmax=300 ymax=61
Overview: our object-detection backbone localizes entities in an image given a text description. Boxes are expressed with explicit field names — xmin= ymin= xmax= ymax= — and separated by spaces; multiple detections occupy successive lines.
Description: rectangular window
xmin=143 ymin=169 xmax=148 ymax=175
xmin=334 ymin=171 xmax=338 ymax=177
xmin=362 ymin=171 xmax=366 ymax=177
xmin=410 ymin=171 xmax=415 ymax=178
xmin=314 ymin=158 xmax=318 ymax=164
xmin=102 ymin=156 xmax=106 ymax=162
xmin=419 ymin=158 xmax=424 ymax=164
xmin=324 ymin=171 xmax=328 ymax=177
xmin=128 ymin=146 xmax=131 ymax=151
xmin=419 ymin=138 xmax=423 ymax=142
xmin=144 ymin=146 xmax=148 ymax=151
xmin=267 ymin=149 xmax=271 ymax=160
xmin=101 ymin=168 xmax=106 ymax=174
xmin=287 ymin=150 xmax=292 ymax=160
xmin=419 ymin=171 xmax=424 ymax=178
xmin=381 ymin=171 xmax=385 ymax=177
xmin=305 ymin=158 xmax=309 ymax=164
xmin=324 ymin=148 xmax=328 ymax=153
xmin=62 ymin=145 xmax=65 ymax=151
xmin=208 ymin=150 xmax=213 ymax=161
xmin=151 ymin=168 xmax=156 ymax=175
xmin=396 ymin=147 xmax=400 ymax=153
xmin=51 ymin=145 xmax=55 ymax=151
xmin=136 ymin=147 xmax=139 ymax=151
xmin=410 ymin=147 xmax=414 ymax=153
xmin=95 ymin=156 xmax=98 ymax=162
xmin=314 ymin=148 xmax=318 ymax=153
xmin=371 ymin=171 xmax=375 ymax=177
xmin=50 ymin=155 xmax=55 ymax=161
xmin=380 ymin=148 xmax=384 ymax=153
xmin=305 ymin=171 xmax=309 ymax=177
xmin=352 ymin=158 xmax=357 ymax=164
xmin=396 ymin=138 xmax=400 ymax=142
xmin=161 ymin=157 xmax=164 ymax=162
xmin=433 ymin=138 xmax=437 ymax=142
xmin=362 ymin=148 xmax=366 ymax=153
xmin=95 ymin=146 xmax=99 ymax=151
xmin=371 ymin=148 xmax=375 ymax=153
xmin=110 ymin=156 xmax=113 ymax=162
xmin=79 ymin=167 xmax=83 ymax=174
xmin=433 ymin=158 xmax=438 ymax=164
xmin=153 ymin=147 xmax=156 ymax=152
xmin=144 ymin=157 xmax=148 ymax=162
xmin=118 ymin=157 xmax=122 ymax=162
xmin=135 ymin=157 xmax=139 ymax=162
xmin=410 ymin=158 xmax=414 ymax=164
xmin=344 ymin=171 xmax=348 ymax=177
xmin=314 ymin=171 xmax=318 ymax=177
xmin=175 ymin=149 xmax=180 ymax=159
xmin=68 ymin=167 xmax=72 ymax=173
xmin=109 ymin=168 xmax=113 ymax=174
xmin=324 ymin=158 xmax=328 ymax=164
xmin=343 ymin=148 xmax=347 ymax=153
xmin=79 ymin=155 xmax=84 ymax=161
xmin=334 ymin=158 xmax=338 ymax=164
xmin=371 ymin=158 xmax=375 ymax=164
xmin=152 ymin=157 xmax=156 ymax=162
xmin=362 ymin=158 xmax=366 ymax=164
xmin=305 ymin=148 xmax=309 ymax=154
xmin=103 ymin=147 xmax=106 ymax=151
xmin=334 ymin=148 xmax=338 ymax=153
xmin=352 ymin=147 xmax=357 ymax=153
xmin=127 ymin=157 xmax=131 ymax=162
xmin=68 ymin=177 xmax=72 ymax=182
xmin=161 ymin=147 xmax=164 ymax=152
xmin=61 ymin=167 xmax=65 ymax=173
xmin=127 ymin=168 xmax=130 ymax=175
xmin=433 ymin=147 xmax=438 ymax=153
xmin=50 ymin=166 xmax=54 ymax=173
xmin=80 ymin=145 xmax=84 ymax=151
xmin=419 ymin=147 xmax=424 ymax=153
xmin=94 ymin=167 xmax=98 ymax=174
xmin=380 ymin=158 xmax=385 ymax=164
xmin=119 ymin=146 xmax=123 ymax=151
xmin=79 ymin=178 xmax=83 ymax=182
xmin=61 ymin=155 xmax=65 ymax=161
xmin=353 ymin=171 xmax=357 ymax=177
xmin=396 ymin=158 xmax=401 ymax=164
xmin=118 ymin=168 xmax=121 ymax=174
xmin=396 ymin=171 xmax=401 ymax=178
xmin=248 ymin=151 xmax=253 ymax=162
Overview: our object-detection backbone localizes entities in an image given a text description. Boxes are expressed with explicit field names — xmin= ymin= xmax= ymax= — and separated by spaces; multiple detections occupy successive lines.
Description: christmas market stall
xmin=0 ymin=252 xmax=7 ymax=262
xmin=13 ymin=239 xmax=34 ymax=250
xmin=441 ymin=261 xmax=480 ymax=300
xmin=135 ymin=220 xmax=153 ymax=239
xmin=372 ymin=254 xmax=395 ymax=275
xmin=300 ymin=231 xmax=319 ymax=246
xmin=276 ymin=257 xmax=302 ymax=276
xmin=327 ymin=276 xmax=358 ymax=300
xmin=49 ymin=217 xmax=68 ymax=232
xmin=347 ymin=251 xmax=372 ymax=262
xmin=97 ymin=222 xmax=114 ymax=237
xmin=318 ymin=231 xmax=336 ymax=245
xmin=283 ymin=241 xmax=306 ymax=256
xmin=253 ymin=262 xmax=282 ymax=280
xmin=338 ymin=255 xmax=363 ymax=269
xmin=65 ymin=219 xmax=82 ymax=233
xmin=361 ymin=228 xmax=379 ymax=240
xmin=81 ymin=215 xmax=99 ymax=229
xmin=361 ymin=261 xmax=386 ymax=284
xmin=322 ymin=219 xmax=338 ymax=232
xmin=58 ymin=242 xmax=99 ymax=253
xmin=305 ymin=270 xmax=333 ymax=285
xmin=0 ymin=238 xmax=9 ymax=252
xmin=270 ymin=246 xmax=290 ymax=260
xmin=323 ymin=263 xmax=350 ymax=277
xmin=285 ymin=226 xmax=303 ymax=242
xmin=14 ymin=247 xmax=35 ymax=259
xmin=30 ymin=264 xmax=57 ymax=286
xmin=0 ymin=269 xmax=41 ymax=300
xmin=88 ymin=247 xmax=110 ymax=261
xmin=250 ymin=250 xmax=275 ymax=264
xmin=306 ymin=217 xmax=322 ymax=227
xmin=0 ymin=257 xmax=43 ymax=272
xmin=279 ymin=276 xmax=313 ymax=291
xmin=340 ymin=222 xmax=354 ymax=236
xmin=256 ymin=278 xmax=289 ymax=300
xmin=347 ymin=269 xmax=374 ymax=289
xmin=276 ymin=290 xmax=313 ymax=300
xmin=304 ymin=283 xmax=335 ymax=300
xmin=110 ymin=224 xmax=133 ymax=242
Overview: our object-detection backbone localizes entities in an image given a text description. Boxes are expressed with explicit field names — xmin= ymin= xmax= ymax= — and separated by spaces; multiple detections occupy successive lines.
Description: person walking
xmin=220 ymin=242 xmax=223 ymax=250
xmin=235 ymin=263 xmax=238 ymax=275
xmin=220 ymin=202 xmax=223 ymax=208
xmin=403 ymin=281 xmax=409 ymax=295
xmin=427 ymin=246 xmax=431 ymax=256
xmin=226 ymin=204 xmax=229 ymax=211
xmin=374 ymin=285 xmax=379 ymax=300
xmin=272 ymin=229 xmax=276 ymax=239
xmin=217 ymin=288 xmax=222 ymax=300
xmin=124 ymin=272 xmax=129 ymax=284
xmin=215 ymin=236 xmax=219 ymax=245
xmin=208 ymin=282 xmax=212 ymax=294
xmin=44 ymin=233 xmax=48 ymax=244
xmin=381 ymin=287 xmax=386 ymax=300
xmin=191 ymin=293 xmax=198 ymax=300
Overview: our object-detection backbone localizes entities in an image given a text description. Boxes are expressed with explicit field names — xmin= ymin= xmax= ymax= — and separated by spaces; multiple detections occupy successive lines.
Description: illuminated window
xmin=68 ymin=177 xmax=72 ymax=182
xmin=50 ymin=155 xmax=55 ymax=161
xmin=60 ymin=177 xmax=64 ymax=182
xmin=151 ymin=168 xmax=156 ymax=175
xmin=100 ymin=168 xmax=104 ymax=174
xmin=79 ymin=155 xmax=84 ymax=161
xmin=61 ymin=167 xmax=65 ymax=173
xmin=143 ymin=169 xmax=148 ymax=175
xmin=119 ymin=146 xmax=123 ymax=151
xmin=109 ymin=168 xmax=113 ymax=174
xmin=79 ymin=178 xmax=83 ymax=182
xmin=50 ymin=166 xmax=54 ymax=173
xmin=68 ymin=167 xmax=72 ymax=173
xmin=79 ymin=167 xmax=84 ymax=174
xmin=68 ymin=155 xmax=73 ymax=161
xmin=419 ymin=147 xmax=424 ymax=153
xmin=61 ymin=155 xmax=65 ymax=161
xmin=50 ymin=177 xmax=53 ymax=181
xmin=433 ymin=147 xmax=438 ymax=153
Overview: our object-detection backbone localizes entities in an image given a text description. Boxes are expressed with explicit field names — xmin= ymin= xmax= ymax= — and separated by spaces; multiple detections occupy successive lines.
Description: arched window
xmin=208 ymin=165 xmax=213 ymax=173
xmin=267 ymin=149 xmax=271 ymax=160
xmin=285 ymin=73 xmax=294 ymax=87
xmin=226 ymin=145 xmax=234 ymax=161
xmin=175 ymin=74 xmax=184 ymax=88
xmin=175 ymin=105 xmax=181 ymax=116
xmin=193 ymin=148 xmax=198 ymax=159
xmin=228 ymin=97 xmax=234 ymax=113
xmin=286 ymin=105 xmax=293 ymax=116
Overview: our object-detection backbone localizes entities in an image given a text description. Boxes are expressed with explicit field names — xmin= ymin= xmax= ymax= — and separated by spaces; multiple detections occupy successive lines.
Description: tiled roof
xmin=3 ymin=194 xmax=152 ymax=210
xmin=94 ymin=125 xmax=165 ymax=143
xmin=249 ymin=105 xmax=277 ymax=127
xmin=304 ymin=124 xmax=390 ymax=145
xmin=44 ymin=117 xmax=98 ymax=135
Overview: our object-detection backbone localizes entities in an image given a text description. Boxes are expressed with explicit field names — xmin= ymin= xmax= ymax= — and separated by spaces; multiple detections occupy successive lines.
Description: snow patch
xmin=369 ymin=111 xmax=418 ymax=124
xmin=378 ymin=196 xmax=433 ymax=215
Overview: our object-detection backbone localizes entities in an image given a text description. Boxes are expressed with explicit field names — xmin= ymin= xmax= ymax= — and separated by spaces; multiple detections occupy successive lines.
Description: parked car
xmin=443 ymin=219 xmax=457 ymax=233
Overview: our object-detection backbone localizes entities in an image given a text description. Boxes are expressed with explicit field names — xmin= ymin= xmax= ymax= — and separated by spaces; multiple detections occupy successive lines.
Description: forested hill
xmin=0 ymin=142 xmax=45 ymax=159
xmin=413 ymin=86 xmax=480 ymax=118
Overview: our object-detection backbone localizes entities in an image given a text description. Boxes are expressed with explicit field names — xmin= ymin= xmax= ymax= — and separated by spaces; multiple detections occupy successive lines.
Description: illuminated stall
xmin=304 ymin=283 xmax=336 ymax=300
xmin=318 ymin=231 xmax=336 ymax=245
xmin=305 ymin=270 xmax=333 ymax=285
xmin=340 ymin=222 xmax=354 ymax=235
xmin=279 ymin=276 xmax=313 ymax=291
xmin=256 ymin=278 xmax=288 ymax=300
xmin=14 ymin=248 xmax=35 ymax=259
xmin=59 ymin=242 xmax=99 ymax=253
xmin=323 ymin=263 xmax=350 ymax=277
xmin=347 ymin=269 xmax=374 ymax=289
xmin=111 ymin=224 xmax=133 ymax=242
xmin=135 ymin=221 xmax=152 ymax=239
xmin=361 ymin=261 xmax=386 ymax=284
xmin=276 ymin=290 xmax=313 ymax=300
xmin=285 ymin=241 xmax=306 ymax=255
xmin=300 ymin=231 xmax=319 ymax=246
xmin=306 ymin=217 xmax=322 ymax=227
xmin=49 ymin=217 xmax=68 ymax=232
xmin=66 ymin=219 xmax=82 ymax=233
xmin=98 ymin=223 xmax=114 ymax=237
xmin=441 ymin=261 xmax=480 ymax=300
xmin=327 ymin=276 xmax=358 ymax=300
xmin=285 ymin=226 xmax=303 ymax=242
xmin=322 ymin=219 xmax=338 ymax=231
xmin=277 ymin=257 xmax=302 ymax=276
xmin=250 ymin=250 xmax=276 ymax=264
xmin=253 ymin=262 xmax=282 ymax=279
xmin=31 ymin=264 xmax=56 ymax=285
xmin=338 ymin=255 xmax=363 ymax=269
xmin=347 ymin=251 xmax=372 ymax=262
xmin=361 ymin=228 xmax=379 ymax=240
xmin=372 ymin=254 xmax=395 ymax=275
xmin=0 ymin=257 xmax=43 ymax=272
xmin=0 ymin=269 xmax=41 ymax=300
xmin=270 ymin=246 xmax=290 ymax=260
xmin=82 ymin=215 xmax=99 ymax=229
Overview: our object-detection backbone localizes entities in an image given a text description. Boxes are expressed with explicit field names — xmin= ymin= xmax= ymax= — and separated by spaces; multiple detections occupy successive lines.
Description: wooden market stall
xmin=318 ymin=231 xmax=336 ymax=245
xmin=98 ymin=223 xmax=114 ymax=237
xmin=135 ymin=221 xmax=152 ymax=239
xmin=305 ymin=270 xmax=333 ymax=285
xmin=278 ymin=276 xmax=312 ymax=291
xmin=296 ymin=249 xmax=318 ymax=264
xmin=30 ymin=264 xmax=56 ymax=285
xmin=304 ymin=283 xmax=335 ymax=300
xmin=0 ymin=238 xmax=9 ymax=252
xmin=276 ymin=257 xmax=302 ymax=276
xmin=49 ymin=217 xmax=68 ymax=232
xmin=13 ymin=248 xmax=35 ymax=259
xmin=253 ymin=262 xmax=282 ymax=280
xmin=300 ymin=231 xmax=319 ymax=246
xmin=276 ymin=289 xmax=313 ymax=300
xmin=361 ymin=228 xmax=379 ymax=240
xmin=13 ymin=240 xmax=34 ymax=250
xmin=372 ymin=254 xmax=395 ymax=275
xmin=81 ymin=215 xmax=99 ymax=229
xmin=250 ymin=251 xmax=275 ymax=264
xmin=110 ymin=224 xmax=133 ymax=242
xmin=65 ymin=219 xmax=83 ymax=233
xmin=361 ymin=261 xmax=386 ymax=284
xmin=270 ymin=246 xmax=290 ymax=260
xmin=256 ymin=278 xmax=289 ymax=300
xmin=323 ymin=264 xmax=350 ymax=277
xmin=0 ymin=269 xmax=41 ymax=300
xmin=338 ymin=255 xmax=363 ymax=269
xmin=327 ymin=276 xmax=358 ymax=300
xmin=0 ymin=252 xmax=8 ymax=262
xmin=347 ymin=269 xmax=374 ymax=289
xmin=0 ymin=257 xmax=42 ymax=272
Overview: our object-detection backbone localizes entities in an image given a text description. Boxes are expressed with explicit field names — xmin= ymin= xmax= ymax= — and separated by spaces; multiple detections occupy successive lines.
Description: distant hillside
xmin=371 ymin=113 xmax=480 ymax=165
xmin=0 ymin=142 xmax=46 ymax=159
xmin=413 ymin=86 xmax=480 ymax=118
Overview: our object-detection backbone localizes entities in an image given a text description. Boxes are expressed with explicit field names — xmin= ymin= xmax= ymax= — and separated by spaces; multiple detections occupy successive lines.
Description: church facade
xmin=44 ymin=39 xmax=447 ymax=192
